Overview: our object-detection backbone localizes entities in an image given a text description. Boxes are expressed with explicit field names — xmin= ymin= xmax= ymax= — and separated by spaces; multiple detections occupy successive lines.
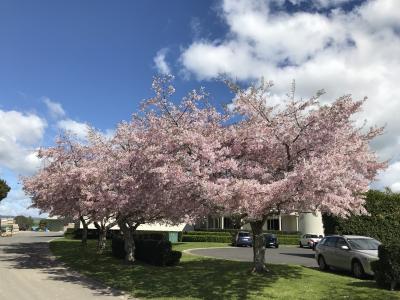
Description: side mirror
xmin=340 ymin=245 xmax=349 ymax=250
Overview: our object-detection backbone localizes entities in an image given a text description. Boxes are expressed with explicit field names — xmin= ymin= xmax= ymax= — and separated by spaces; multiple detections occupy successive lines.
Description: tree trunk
xmin=80 ymin=216 xmax=88 ymax=248
xmin=118 ymin=219 xmax=136 ymax=263
xmin=94 ymin=222 xmax=107 ymax=254
xmin=250 ymin=219 xmax=268 ymax=273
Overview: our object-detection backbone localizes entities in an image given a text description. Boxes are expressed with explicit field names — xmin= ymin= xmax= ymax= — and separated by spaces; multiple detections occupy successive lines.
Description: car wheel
xmin=299 ymin=242 xmax=303 ymax=248
xmin=352 ymin=260 xmax=365 ymax=279
xmin=318 ymin=255 xmax=329 ymax=271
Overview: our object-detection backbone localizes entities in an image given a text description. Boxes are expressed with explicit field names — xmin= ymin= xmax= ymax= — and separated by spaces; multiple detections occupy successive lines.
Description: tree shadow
xmin=280 ymin=252 xmax=315 ymax=259
xmin=48 ymin=239 xmax=305 ymax=299
xmin=0 ymin=241 xmax=126 ymax=298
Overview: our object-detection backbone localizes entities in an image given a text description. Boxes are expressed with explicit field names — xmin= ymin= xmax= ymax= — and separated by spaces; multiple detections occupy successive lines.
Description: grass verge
xmin=50 ymin=238 xmax=400 ymax=300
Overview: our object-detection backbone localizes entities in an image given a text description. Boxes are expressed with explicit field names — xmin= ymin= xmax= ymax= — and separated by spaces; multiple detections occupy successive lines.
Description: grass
xmin=50 ymin=238 xmax=400 ymax=300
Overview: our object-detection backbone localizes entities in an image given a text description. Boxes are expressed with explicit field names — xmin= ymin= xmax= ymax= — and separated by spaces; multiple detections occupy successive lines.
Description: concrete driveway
xmin=0 ymin=231 xmax=131 ymax=300
xmin=186 ymin=246 xmax=318 ymax=268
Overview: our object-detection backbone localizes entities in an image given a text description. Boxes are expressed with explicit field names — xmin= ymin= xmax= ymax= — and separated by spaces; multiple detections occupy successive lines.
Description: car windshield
xmin=347 ymin=238 xmax=380 ymax=250
xmin=238 ymin=232 xmax=250 ymax=237
xmin=309 ymin=235 xmax=319 ymax=238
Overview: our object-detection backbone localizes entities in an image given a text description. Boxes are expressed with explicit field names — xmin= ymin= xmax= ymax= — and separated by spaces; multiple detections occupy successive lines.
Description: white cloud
xmin=376 ymin=161 xmax=400 ymax=192
xmin=0 ymin=110 xmax=46 ymax=175
xmin=154 ymin=48 xmax=171 ymax=75
xmin=0 ymin=188 xmax=45 ymax=217
xmin=43 ymin=97 xmax=66 ymax=119
xmin=179 ymin=0 xmax=400 ymax=188
xmin=57 ymin=119 xmax=90 ymax=140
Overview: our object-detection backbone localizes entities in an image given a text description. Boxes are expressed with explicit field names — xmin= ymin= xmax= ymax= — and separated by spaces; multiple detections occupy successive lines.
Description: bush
xmin=371 ymin=243 xmax=400 ymax=290
xmin=185 ymin=231 xmax=232 ymax=236
xmin=112 ymin=236 xmax=126 ymax=259
xmin=111 ymin=236 xmax=182 ymax=266
xmin=64 ymin=228 xmax=76 ymax=239
xmin=278 ymin=237 xmax=299 ymax=245
xmin=322 ymin=190 xmax=400 ymax=244
xmin=182 ymin=235 xmax=232 ymax=243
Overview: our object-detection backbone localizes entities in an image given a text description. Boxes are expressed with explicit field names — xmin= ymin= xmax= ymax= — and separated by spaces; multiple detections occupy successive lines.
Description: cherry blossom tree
xmin=210 ymin=80 xmax=386 ymax=272
xmin=22 ymin=133 xmax=93 ymax=247
xmin=107 ymin=76 xmax=226 ymax=262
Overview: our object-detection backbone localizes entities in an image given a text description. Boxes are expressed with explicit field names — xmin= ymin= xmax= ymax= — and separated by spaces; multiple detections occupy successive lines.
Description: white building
xmin=196 ymin=211 xmax=324 ymax=235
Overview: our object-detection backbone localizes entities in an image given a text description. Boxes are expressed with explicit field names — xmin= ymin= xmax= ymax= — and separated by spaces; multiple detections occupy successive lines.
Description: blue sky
xmin=1 ymin=0 xmax=399 ymax=217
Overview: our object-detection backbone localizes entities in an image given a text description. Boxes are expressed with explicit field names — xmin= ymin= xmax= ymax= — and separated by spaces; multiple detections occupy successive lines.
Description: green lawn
xmin=50 ymin=239 xmax=400 ymax=300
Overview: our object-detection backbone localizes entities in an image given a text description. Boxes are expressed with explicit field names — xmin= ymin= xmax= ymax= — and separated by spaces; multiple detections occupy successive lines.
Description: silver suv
xmin=315 ymin=235 xmax=381 ymax=278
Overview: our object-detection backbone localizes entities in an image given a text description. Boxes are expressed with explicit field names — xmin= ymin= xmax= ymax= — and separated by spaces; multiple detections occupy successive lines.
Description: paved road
xmin=0 ymin=231 xmax=131 ymax=300
xmin=187 ymin=246 xmax=319 ymax=268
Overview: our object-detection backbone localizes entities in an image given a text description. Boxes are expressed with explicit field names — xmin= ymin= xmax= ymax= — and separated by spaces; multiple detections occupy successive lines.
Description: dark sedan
xmin=264 ymin=233 xmax=279 ymax=248
xmin=233 ymin=231 xmax=253 ymax=247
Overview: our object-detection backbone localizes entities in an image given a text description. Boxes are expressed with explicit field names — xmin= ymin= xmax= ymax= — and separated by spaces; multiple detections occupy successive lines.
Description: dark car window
xmin=325 ymin=237 xmax=338 ymax=247
xmin=336 ymin=238 xmax=348 ymax=248
xmin=347 ymin=238 xmax=380 ymax=250
xmin=319 ymin=237 xmax=327 ymax=245
xmin=309 ymin=235 xmax=319 ymax=238
xmin=265 ymin=234 xmax=276 ymax=238
xmin=238 ymin=232 xmax=250 ymax=237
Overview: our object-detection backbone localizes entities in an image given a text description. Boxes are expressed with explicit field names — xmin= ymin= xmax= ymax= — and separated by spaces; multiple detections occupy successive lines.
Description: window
xmin=347 ymin=238 xmax=380 ymax=250
xmin=267 ymin=218 xmax=279 ymax=230
xmin=325 ymin=237 xmax=338 ymax=247
xmin=336 ymin=238 xmax=348 ymax=249
xmin=319 ymin=237 xmax=327 ymax=245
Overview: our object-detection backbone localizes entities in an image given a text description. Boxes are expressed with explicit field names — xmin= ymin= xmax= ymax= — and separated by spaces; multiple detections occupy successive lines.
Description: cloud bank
xmin=179 ymin=0 xmax=400 ymax=190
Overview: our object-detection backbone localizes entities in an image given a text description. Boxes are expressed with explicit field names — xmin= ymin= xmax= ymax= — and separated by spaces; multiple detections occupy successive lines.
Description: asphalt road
xmin=187 ymin=246 xmax=319 ymax=268
xmin=0 ymin=231 xmax=131 ymax=300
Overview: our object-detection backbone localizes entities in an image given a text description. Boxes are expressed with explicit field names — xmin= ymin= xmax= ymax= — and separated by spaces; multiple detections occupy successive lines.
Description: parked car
xmin=264 ymin=233 xmax=279 ymax=248
xmin=299 ymin=234 xmax=323 ymax=249
xmin=315 ymin=235 xmax=381 ymax=278
xmin=233 ymin=231 xmax=252 ymax=247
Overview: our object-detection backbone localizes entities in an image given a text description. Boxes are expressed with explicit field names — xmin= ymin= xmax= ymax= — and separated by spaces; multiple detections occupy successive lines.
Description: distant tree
xmin=0 ymin=179 xmax=11 ymax=232
xmin=0 ymin=179 xmax=10 ymax=202
xmin=14 ymin=215 xmax=34 ymax=231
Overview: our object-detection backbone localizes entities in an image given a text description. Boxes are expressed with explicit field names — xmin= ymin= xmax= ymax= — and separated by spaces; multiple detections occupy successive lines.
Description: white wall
xmin=298 ymin=211 xmax=324 ymax=235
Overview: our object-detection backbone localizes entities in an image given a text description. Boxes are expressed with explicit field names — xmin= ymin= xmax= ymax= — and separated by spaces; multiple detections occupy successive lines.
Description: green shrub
xmin=185 ymin=231 xmax=232 ymax=236
xmin=322 ymin=190 xmax=400 ymax=244
xmin=182 ymin=235 xmax=232 ymax=243
xmin=371 ymin=243 xmax=400 ymax=291
xmin=64 ymin=228 xmax=76 ymax=239
xmin=278 ymin=237 xmax=299 ymax=245
xmin=111 ymin=236 xmax=182 ymax=266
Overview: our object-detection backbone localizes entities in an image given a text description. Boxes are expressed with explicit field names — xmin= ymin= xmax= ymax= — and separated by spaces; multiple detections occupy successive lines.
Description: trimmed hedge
xmin=182 ymin=232 xmax=299 ymax=244
xmin=322 ymin=190 xmax=400 ymax=245
xmin=182 ymin=235 xmax=232 ymax=243
xmin=64 ymin=228 xmax=76 ymax=239
xmin=185 ymin=231 xmax=232 ymax=237
xmin=278 ymin=237 xmax=299 ymax=245
xmin=371 ymin=243 xmax=400 ymax=290
xmin=112 ymin=236 xmax=182 ymax=266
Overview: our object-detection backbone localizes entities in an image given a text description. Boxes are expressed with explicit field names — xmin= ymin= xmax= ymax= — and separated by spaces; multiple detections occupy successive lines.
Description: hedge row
xmin=185 ymin=231 xmax=232 ymax=237
xmin=112 ymin=237 xmax=182 ymax=266
xmin=278 ymin=237 xmax=299 ymax=245
xmin=322 ymin=190 xmax=400 ymax=245
xmin=182 ymin=235 xmax=232 ymax=243
xmin=182 ymin=234 xmax=299 ymax=245
xmin=372 ymin=243 xmax=400 ymax=290
xmin=193 ymin=228 xmax=300 ymax=235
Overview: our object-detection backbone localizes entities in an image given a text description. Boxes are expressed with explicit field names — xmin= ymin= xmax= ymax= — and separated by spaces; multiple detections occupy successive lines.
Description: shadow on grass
xmin=0 ymin=241 xmax=126 ymax=298
xmin=50 ymin=239 xmax=304 ymax=299
xmin=280 ymin=252 xmax=315 ymax=259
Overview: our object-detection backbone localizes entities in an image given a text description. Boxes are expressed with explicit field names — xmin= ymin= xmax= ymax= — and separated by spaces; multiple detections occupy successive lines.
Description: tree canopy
xmin=22 ymin=76 xmax=385 ymax=271
xmin=0 ymin=179 xmax=10 ymax=202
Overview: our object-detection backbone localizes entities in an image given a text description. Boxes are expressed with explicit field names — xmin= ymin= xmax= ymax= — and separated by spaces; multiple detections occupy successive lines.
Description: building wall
xmin=298 ymin=211 xmax=324 ymax=235
xmin=281 ymin=215 xmax=298 ymax=232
